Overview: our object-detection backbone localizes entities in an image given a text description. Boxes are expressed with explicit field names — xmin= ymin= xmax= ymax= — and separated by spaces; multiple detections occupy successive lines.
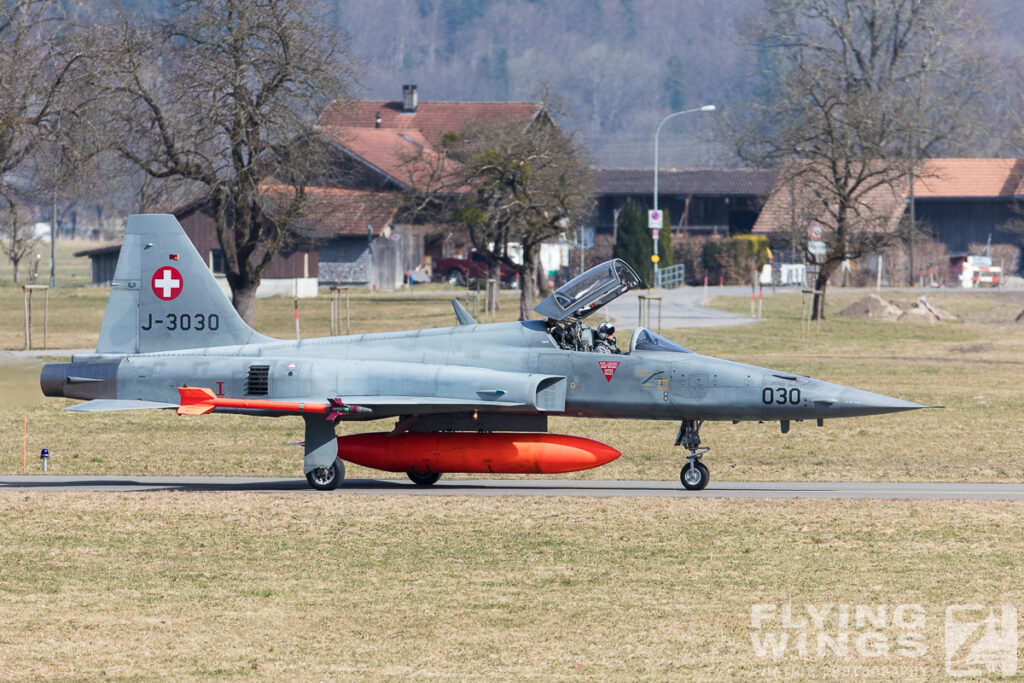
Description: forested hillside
xmin=335 ymin=0 xmax=1022 ymax=167
xmin=338 ymin=0 xmax=747 ymax=166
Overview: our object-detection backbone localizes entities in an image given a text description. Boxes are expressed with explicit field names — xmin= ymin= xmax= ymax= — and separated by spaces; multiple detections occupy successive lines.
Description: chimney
xmin=402 ymin=84 xmax=418 ymax=113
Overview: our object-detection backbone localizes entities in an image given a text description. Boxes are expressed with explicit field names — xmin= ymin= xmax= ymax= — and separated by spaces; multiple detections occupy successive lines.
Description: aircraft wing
xmin=66 ymin=399 xmax=179 ymax=412
xmin=171 ymin=385 xmax=541 ymax=419
xmin=337 ymin=395 xmax=527 ymax=413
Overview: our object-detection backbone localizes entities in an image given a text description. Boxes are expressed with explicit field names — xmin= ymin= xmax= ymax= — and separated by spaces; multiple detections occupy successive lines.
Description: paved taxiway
xmin=3 ymin=475 xmax=1024 ymax=500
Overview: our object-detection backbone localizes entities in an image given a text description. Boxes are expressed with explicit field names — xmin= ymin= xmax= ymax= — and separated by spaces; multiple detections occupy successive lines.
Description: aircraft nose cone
xmin=837 ymin=387 xmax=927 ymax=417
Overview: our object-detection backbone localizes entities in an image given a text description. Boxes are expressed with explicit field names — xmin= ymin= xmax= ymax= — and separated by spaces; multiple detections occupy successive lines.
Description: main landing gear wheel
xmin=681 ymin=460 xmax=710 ymax=490
xmin=676 ymin=418 xmax=711 ymax=491
xmin=408 ymin=471 xmax=442 ymax=486
xmin=306 ymin=459 xmax=344 ymax=491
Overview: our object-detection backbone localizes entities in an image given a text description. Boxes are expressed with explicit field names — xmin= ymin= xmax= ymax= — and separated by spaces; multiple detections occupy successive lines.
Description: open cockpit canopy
xmin=533 ymin=259 xmax=642 ymax=322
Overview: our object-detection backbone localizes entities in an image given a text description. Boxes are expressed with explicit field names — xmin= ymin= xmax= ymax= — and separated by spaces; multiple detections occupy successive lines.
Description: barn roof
xmin=595 ymin=167 xmax=776 ymax=196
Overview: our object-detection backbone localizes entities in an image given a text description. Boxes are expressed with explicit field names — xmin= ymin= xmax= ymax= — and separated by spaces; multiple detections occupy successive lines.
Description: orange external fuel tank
xmin=336 ymin=432 xmax=621 ymax=474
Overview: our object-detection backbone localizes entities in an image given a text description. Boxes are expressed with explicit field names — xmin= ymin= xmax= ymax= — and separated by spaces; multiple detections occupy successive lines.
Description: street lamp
xmin=652 ymin=104 xmax=715 ymax=286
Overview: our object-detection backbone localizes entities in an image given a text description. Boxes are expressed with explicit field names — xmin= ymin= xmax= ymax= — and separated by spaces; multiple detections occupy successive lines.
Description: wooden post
xmin=23 ymin=287 xmax=30 ymax=350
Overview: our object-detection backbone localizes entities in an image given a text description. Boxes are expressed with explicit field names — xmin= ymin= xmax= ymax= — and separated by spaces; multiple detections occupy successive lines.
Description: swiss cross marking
xmin=599 ymin=361 xmax=620 ymax=382
xmin=152 ymin=267 xmax=183 ymax=301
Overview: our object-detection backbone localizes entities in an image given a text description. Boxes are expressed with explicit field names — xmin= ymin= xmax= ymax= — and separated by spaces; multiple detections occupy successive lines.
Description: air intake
xmin=246 ymin=365 xmax=270 ymax=395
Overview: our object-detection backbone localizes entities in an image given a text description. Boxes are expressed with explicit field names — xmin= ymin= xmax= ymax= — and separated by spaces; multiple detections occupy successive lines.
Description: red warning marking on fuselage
xmin=599 ymin=361 xmax=621 ymax=382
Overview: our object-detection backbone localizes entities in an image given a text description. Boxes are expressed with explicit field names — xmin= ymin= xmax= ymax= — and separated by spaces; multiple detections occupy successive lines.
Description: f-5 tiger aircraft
xmin=41 ymin=215 xmax=924 ymax=490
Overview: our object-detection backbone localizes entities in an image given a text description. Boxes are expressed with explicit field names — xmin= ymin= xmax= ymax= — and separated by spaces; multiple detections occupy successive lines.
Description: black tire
xmin=408 ymin=471 xmax=442 ymax=486
xmin=680 ymin=461 xmax=709 ymax=491
xmin=446 ymin=269 xmax=465 ymax=286
xmin=306 ymin=459 xmax=344 ymax=491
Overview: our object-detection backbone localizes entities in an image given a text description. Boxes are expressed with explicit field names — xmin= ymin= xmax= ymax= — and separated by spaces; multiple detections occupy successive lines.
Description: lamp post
xmin=652 ymin=104 xmax=715 ymax=286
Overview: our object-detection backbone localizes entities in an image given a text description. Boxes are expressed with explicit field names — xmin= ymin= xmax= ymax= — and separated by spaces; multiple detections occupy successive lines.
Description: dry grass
xmin=0 ymin=492 xmax=1020 ymax=680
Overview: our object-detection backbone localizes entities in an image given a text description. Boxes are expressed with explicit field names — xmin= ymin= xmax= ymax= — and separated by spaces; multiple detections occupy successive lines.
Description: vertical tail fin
xmin=97 ymin=214 xmax=272 ymax=353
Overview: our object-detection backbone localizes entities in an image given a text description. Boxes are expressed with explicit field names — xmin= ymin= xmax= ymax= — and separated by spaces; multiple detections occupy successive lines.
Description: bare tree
xmin=0 ymin=197 xmax=38 ymax=283
xmin=402 ymin=110 xmax=593 ymax=320
xmin=80 ymin=0 xmax=359 ymax=325
xmin=0 ymin=1 xmax=81 ymax=275
xmin=457 ymin=117 xmax=593 ymax=320
xmin=732 ymin=0 xmax=995 ymax=317
xmin=394 ymin=101 xmax=592 ymax=319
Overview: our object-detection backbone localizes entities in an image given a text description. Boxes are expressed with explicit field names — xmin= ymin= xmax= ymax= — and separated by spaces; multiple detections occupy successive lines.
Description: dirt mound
xmin=897 ymin=298 xmax=957 ymax=322
xmin=839 ymin=295 xmax=903 ymax=320
xmin=840 ymin=294 xmax=957 ymax=322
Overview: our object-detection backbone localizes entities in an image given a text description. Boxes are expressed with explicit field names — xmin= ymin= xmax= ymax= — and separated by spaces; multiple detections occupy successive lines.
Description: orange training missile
xmin=177 ymin=386 xmax=329 ymax=415
xmin=337 ymin=432 xmax=621 ymax=474
xmin=176 ymin=387 xmax=371 ymax=418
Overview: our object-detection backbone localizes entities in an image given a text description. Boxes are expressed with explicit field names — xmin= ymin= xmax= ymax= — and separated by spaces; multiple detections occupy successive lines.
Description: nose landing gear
xmin=676 ymin=419 xmax=710 ymax=490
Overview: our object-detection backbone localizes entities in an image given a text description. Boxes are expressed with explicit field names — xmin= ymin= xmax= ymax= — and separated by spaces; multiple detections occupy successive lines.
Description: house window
xmin=211 ymin=249 xmax=225 ymax=274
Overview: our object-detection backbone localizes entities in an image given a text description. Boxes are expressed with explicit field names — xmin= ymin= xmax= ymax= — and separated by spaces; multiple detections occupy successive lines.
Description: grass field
xmin=3 ymin=286 xmax=1024 ymax=483
xmin=1 ymin=492 xmax=1021 ymax=680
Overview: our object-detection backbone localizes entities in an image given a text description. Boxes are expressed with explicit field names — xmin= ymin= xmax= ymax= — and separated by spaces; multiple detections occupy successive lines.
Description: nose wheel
xmin=681 ymin=459 xmax=709 ymax=490
xmin=676 ymin=419 xmax=710 ymax=491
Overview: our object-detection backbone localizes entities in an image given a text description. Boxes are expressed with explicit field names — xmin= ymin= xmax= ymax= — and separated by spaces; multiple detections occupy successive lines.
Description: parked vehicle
xmin=434 ymin=251 xmax=520 ymax=288
xmin=957 ymin=254 xmax=1002 ymax=288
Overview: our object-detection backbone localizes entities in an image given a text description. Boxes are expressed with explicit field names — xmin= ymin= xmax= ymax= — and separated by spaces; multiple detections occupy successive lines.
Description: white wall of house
xmin=213 ymin=275 xmax=319 ymax=299
xmin=505 ymin=240 xmax=571 ymax=275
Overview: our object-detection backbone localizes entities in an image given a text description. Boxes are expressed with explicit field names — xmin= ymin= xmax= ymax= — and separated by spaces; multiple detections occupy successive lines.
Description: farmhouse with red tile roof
xmin=173 ymin=86 xmax=546 ymax=293
xmin=753 ymin=158 xmax=1024 ymax=275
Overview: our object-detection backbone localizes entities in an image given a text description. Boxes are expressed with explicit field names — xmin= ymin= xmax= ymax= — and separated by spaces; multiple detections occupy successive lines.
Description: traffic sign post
xmin=648 ymin=211 xmax=663 ymax=287
xmin=808 ymin=240 xmax=827 ymax=263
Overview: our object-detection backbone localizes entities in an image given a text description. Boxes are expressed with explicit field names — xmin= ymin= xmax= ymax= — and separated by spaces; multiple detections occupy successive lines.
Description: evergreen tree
xmin=613 ymin=202 xmax=672 ymax=285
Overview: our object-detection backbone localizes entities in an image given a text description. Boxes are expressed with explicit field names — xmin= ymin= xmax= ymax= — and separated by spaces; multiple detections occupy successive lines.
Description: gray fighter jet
xmin=40 ymin=215 xmax=925 ymax=490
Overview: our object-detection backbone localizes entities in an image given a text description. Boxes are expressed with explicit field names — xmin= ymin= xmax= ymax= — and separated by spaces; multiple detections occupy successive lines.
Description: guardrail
xmin=656 ymin=264 xmax=686 ymax=289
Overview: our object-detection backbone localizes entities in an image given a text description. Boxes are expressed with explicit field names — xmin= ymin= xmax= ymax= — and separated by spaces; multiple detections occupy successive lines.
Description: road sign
xmin=652 ymin=228 xmax=660 ymax=240
xmin=809 ymin=225 xmax=824 ymax=241
xmin=651 ymin=254 xmax=660 ymax=263
xmin=808 ymin=240 xmax=827 ymax=257
xmin=648 ymin=210 xmax=663 ymax=229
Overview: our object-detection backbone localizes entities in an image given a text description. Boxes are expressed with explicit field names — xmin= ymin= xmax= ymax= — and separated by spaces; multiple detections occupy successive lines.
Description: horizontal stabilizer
xmin=65 ymin=399 xmax=178 ymax=412
xmin=451 ymin=299 xmax=477 ymax=325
